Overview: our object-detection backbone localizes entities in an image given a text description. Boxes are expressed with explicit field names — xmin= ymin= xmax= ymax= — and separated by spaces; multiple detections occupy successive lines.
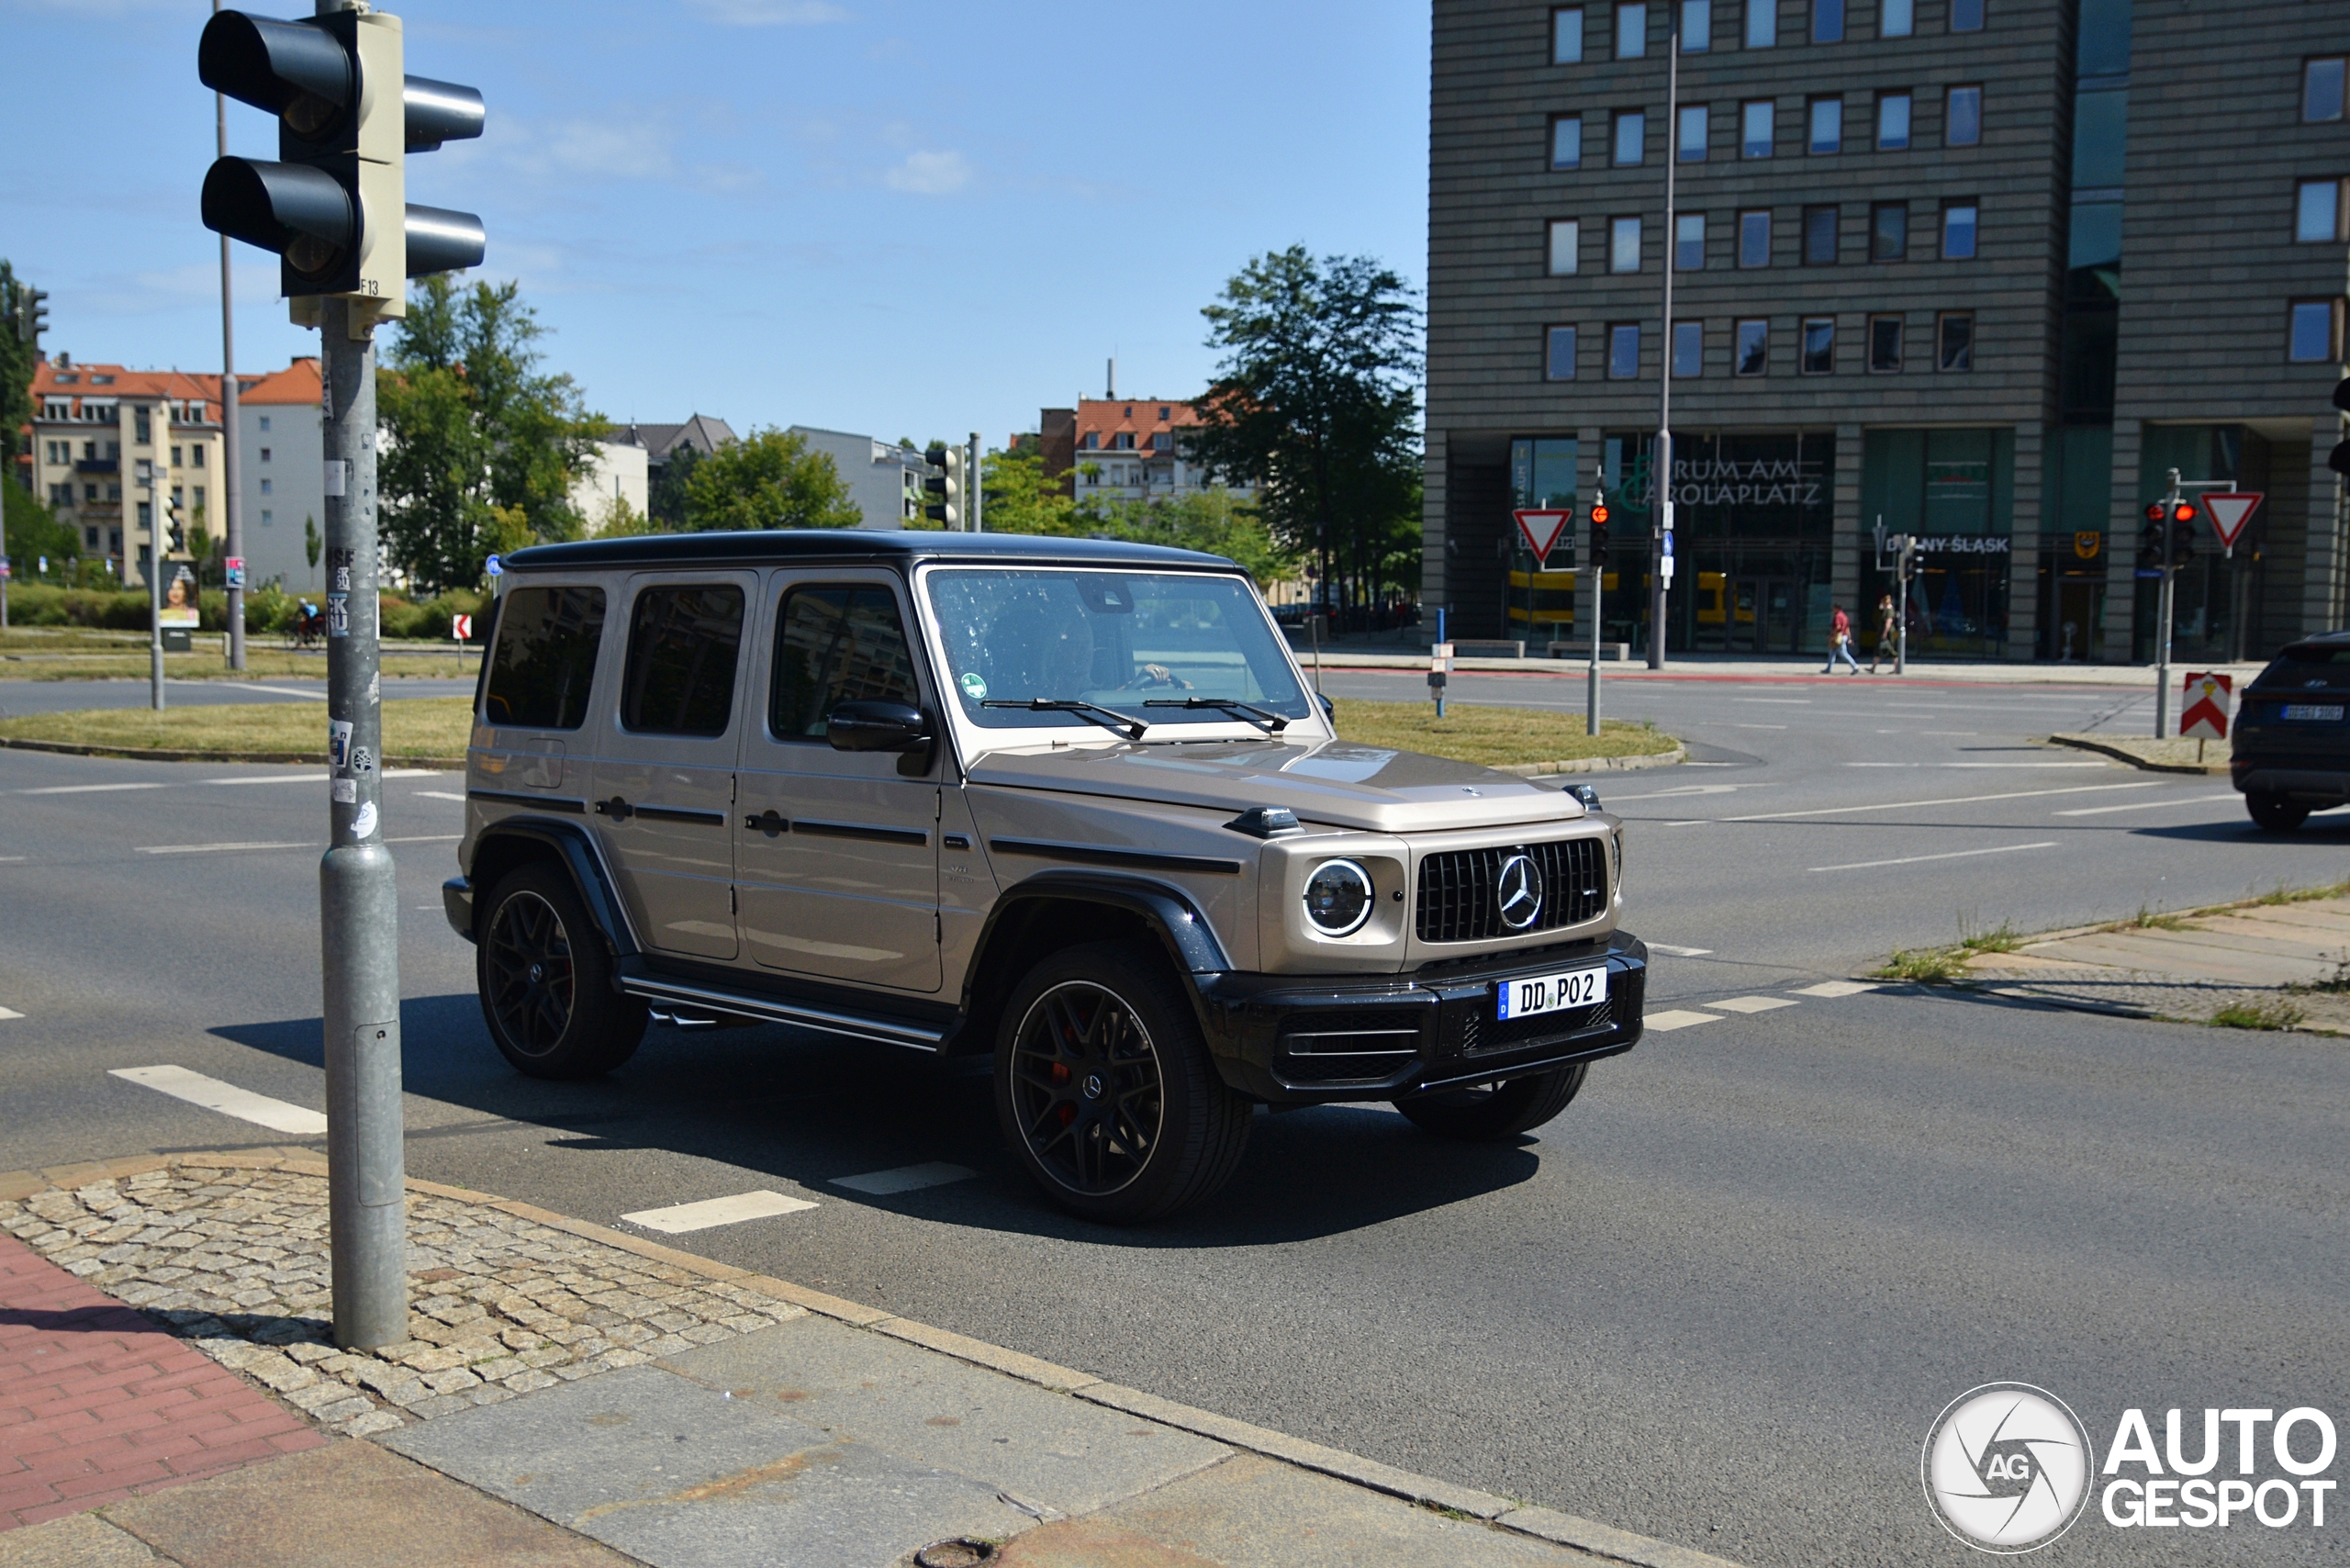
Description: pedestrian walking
xmin=1823 ymin=603 xmax=1862 ymax=674
xmin=1868 ymin=593 xmax=1897 ymax=673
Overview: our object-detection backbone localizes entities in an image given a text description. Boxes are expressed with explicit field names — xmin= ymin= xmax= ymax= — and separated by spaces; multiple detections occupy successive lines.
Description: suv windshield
xmin=925 ymin=568 xmax=1310 ymax=732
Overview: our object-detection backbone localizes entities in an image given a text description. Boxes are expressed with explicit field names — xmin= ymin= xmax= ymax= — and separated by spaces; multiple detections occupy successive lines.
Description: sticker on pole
xmin=2202 ymin=492 xmax=2262 ymax=551
xmin=1513 ymin=509 xmax=1572 ymax=561
xmin=2179 ymin=672 xmax=2232 ymax=741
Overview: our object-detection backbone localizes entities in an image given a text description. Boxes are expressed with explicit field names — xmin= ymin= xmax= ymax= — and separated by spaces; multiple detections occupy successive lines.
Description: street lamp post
xmin=1650 ymin=29 xmax=1679 ymax=672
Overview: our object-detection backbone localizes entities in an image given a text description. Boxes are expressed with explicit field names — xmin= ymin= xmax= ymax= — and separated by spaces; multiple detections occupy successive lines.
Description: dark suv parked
xmin=2232 ymin=630 xmax=2350 ymax=831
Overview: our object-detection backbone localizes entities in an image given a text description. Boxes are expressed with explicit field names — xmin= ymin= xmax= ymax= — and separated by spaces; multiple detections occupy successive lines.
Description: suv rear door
xmin=737 ymin=570 xmax=942 ymax=994
xmin=588 ymin=572 xmax=754 ymax=961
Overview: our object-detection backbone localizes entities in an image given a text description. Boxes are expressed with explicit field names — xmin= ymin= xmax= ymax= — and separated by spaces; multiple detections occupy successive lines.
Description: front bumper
xmin=442 ymin=877 xmax=476 ymax=943
xmin=1193 ymin=931 xmax=1647 ymax=1104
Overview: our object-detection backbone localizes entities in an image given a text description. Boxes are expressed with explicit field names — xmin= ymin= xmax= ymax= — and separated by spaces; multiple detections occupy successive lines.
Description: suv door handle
xmin=745 ymin=809 xmax=788 ymax=837
xmin=595 ymin=796 xmax=634 ymax=822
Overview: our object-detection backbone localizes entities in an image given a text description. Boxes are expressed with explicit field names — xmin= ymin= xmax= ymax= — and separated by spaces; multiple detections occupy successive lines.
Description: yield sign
xmin=1513 ymin=509 xmax=1572 ymax=561
xmin=2203 ymin=492 xmax=2262 ymax=551
xmin=2179 ymin=671 xmax=2232 ymax=741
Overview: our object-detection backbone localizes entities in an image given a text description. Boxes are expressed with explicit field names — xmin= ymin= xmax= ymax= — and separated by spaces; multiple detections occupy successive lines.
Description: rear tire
xmin=2246 ymin=792 xmax=2309 ymax=833
xmin=995 ymin=942 xmax=1249 ymax=1224
xmin=476 ymin=864 xmax=647 ymax=1080
xmin=1393 ymin=1064 xmax=1588 ymax=1142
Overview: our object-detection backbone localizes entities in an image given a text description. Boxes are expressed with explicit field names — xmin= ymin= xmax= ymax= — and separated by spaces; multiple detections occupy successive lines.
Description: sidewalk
xmin=0 ymin=1153 xmax=1740 ymax=1568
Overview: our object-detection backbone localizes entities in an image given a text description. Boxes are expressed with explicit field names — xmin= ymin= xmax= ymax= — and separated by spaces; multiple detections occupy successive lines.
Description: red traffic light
xmin=2145 ymin=503 xmax=2165 ymax=523
xmin=2174 ymin=501 xmax=2198 ymax=523
xmin=1590 ymin=502 xmax=1610 ymax=525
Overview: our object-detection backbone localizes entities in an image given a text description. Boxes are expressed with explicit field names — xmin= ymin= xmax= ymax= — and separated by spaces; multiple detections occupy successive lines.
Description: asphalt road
xmin=0 ymin=673 xmax=2342 ymax=1566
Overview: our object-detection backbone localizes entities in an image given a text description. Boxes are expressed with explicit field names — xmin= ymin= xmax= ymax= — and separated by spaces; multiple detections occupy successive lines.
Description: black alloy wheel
xmin=485 ymin=889 xmax=575 ymax=1057
xmin=1009 ymin=980 xmax=1166 ymax=1197
xmin=476 ymin=864 xmax=646 ymax=1080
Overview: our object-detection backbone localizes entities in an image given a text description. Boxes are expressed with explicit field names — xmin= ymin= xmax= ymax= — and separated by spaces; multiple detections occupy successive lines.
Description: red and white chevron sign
xmin=2179 ymin=671 xmax=2232 ymax=741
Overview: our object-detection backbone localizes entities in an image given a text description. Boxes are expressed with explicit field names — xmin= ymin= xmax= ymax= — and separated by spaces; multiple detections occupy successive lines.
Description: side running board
xmin=617 ymin=972 xmax=947 ymax=1053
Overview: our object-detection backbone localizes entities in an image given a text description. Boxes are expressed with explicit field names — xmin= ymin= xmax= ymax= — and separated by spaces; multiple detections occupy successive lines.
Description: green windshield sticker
xmin=959 ymin=671 xmax=989 ymax=701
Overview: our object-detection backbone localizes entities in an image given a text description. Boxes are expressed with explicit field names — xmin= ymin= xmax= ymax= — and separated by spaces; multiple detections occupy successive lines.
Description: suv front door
xmin=737 ymin=572 xmax=941 ymax=994
xmin=588 ymin=572 xmax=753 ymax=961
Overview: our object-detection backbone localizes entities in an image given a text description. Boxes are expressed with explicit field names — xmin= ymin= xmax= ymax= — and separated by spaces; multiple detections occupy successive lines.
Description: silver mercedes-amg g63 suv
xmin=443 ymin=532 xmax=1647 ymax=1222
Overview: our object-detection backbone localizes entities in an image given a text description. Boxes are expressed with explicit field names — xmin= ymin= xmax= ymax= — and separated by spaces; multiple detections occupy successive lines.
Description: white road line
xmin=1734 ymin=698 xmax=1813 ymax=705
xmin=1846 ymin=762 xmax=2111 ymax=769
xmin=228 ymin=683 xmax=327 ymax=700
xmin=1707 ymin=995 xmax=1800 ymax=1014
xmin=137 ymin=840 xmax=313 ymax=855
xmin=1794 ymin=980 xmax=1880 ymax=998
xmin=386 ymin=768 xmax=442 ymax=778
xmin=386 ymin=834 xmax=463 ymax=844
xmin=2053 ymin=793 xmax=2238 ymax=817
xmin=1810 ymin=841 xmax=2057 ymax=873
xmin=109 ymin=1065 xmax=327 ymax=1136
xmin=201 ymin=773 xmax=325 ymax=786
xmin=0 ymin=857 xmax=25 ymax=864
xmin=413 ymin=790 xmax=468 ymax=802
xmin=829 ymin=1162 xmax=976 ymax=1196
xmin=1646 ymin=943 xmax=1714 ymax=957
xmin=1919 ymin=731 xmax=1980 ymax=736
xmin=1734 ymin=723 xmax=1789 ymax=730
xmin=18 ymin=782 xmax=172 ymax=795
xmin=1606 ymin=783 xmax=1782 ymax=802
xmin=621 ymin=1191 xmax=817 ymax=1233
xmin=0 ymin=1006 xmax=22 ymax=1020
xmin=1645 ymin=1009 xmax=1724 ymax=1032
xmin=1719 ymin=780 xmax=2165 ymax=823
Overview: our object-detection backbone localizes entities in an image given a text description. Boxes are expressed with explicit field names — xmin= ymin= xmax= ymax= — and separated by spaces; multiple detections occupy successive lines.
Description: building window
xmin=84 ymin=484 xmax=98 ymax=502
xmin=1610 ymin=216 xmax=1643 ymax=272
xmin=1080 ymin=431 xmax=1099 ymax=450
xmin=1871 ymin=202 xmax=1908 ymax=260
xmin=1876 ymin=93 xmax=1911 ymax=150
xmin=259 ymin=415 xmax=272 ymax=431
xmin=1681 ymin=0 xmax=1711 ymax=50
xmin=1801 ymin=317 xmax=1836 ymax=373
xmin=1614 ymin=109 xmax=1647 ymax=165
xmin=1942 ymin=201 xmax=1978 ymax=259
xmin=1946 ymin=84 xmax=1982 ymax=147
xmin=2288 ymin=299 xmax=2342 ymax=363
xmin=1617 ymin=2 xmax=1647 ymax=58
xmin=1949 ymin=0 xmax=1983 ymax=30
xmin=1808 ymin=96 xmax=1842 ymax=153
xmin=109 ymin=529 xmax=121 ymax=554
xmin=1550 ymin=218 xmax=1582 ymax=274
xmin=2305 ymin=58 xmax=2347 ymax=123
xmin=1735 ymin=319 xmax=1770 ymax=375
xmin=170 ymin=445 xmax=183 ymax=466
xmin=1738 ymin=208 xmax=1772 ymax=266
xmin=1744 ymin=0 xmax=1775 ymax=48
xmin=1811 ymin=0 xmax=1841 ymax=43
xmin=1673 ymin=320 xmax=1705 ymax=376
xmin=1551 ymin=114 xmax=1583 ymax=169
xmin=2295 ymin=178 xmax=2344 ymax=242
xmin=1741 ymin=99 xmax=1775 ymax=157
xmin=1803 ymin=205 xmax=1839 ymax=263
xmin=1152 ymin=431 xmax=1172 ymax=451
xmin=1112 ymin=431 xmax=1136 ymax=450
xmin=1882 ymin=0 xmax=1913 ymax=36
xmin=1937 ymin=311 xmax=1975 ymax=371
xmin=262 ymin=510 xmax=273 ymax=527
xmin=1608 ymin=324 xmax=1641 ymax=378
xmin=194 ymin=487 xmax=205 ymax=511
xmin=1546 ymin=325 xmax=1579 ymax=380
xmin=55 ymin=486 xmax=73 ymax=508
xmin=1675 ymin=212 xmax=1707 ymax=269
xmin=1553 ymin=6 xmax=1585 ymax=62
xmin=260 ymin=478 xmax=273 ymax=495
xmin=171 ymin=487 xmax=184 ymax=509
xmin=190 ymin=444 xmax=205 ymax=467
xmin=1158 ymin=406 xmax=1170 ymax=419
xmin=1869 ymin=315 xmax=1904 ymax=372
xmin=1678 ymin=104 xmax=1708 ymax=159
xmin=84 ymin=525 xmax=97 ymax=548
xmin=259 ymin=447 xmax=272 ymax=463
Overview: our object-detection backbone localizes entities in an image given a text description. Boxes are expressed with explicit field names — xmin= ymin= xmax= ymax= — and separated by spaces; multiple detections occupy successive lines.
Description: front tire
xmin=2246 ymin=792 xmax=2310 ymax=833
xmin=1393 ymin=1064 xmax=1588 ymax=1142
xmin=995 ymin=942 xmax=1249 ymax=1224
xmin=476 ymin=864 xmax=647 ymax=1080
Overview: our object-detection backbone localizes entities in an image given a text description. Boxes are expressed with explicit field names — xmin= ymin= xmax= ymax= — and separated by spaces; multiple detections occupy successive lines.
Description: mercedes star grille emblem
xmin=1495 ymin=852 xmax=1544 ymax=931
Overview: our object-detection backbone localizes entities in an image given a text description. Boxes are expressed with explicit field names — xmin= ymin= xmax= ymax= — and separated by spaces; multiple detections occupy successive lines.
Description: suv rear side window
xmin=621 ymin=584 xmax=744 ymax=736
xmin=483 ymin=586 xmax=606 ymax=731
xmin=771 ymin=586 xmax=920 ymax=740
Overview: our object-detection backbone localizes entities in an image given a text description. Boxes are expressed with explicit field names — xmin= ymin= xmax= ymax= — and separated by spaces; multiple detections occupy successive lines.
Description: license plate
xmin=2282 ymin=704 xmax=2344 ymax=722
xmin=1496 ymin=966 xmax=1608 ymax=1021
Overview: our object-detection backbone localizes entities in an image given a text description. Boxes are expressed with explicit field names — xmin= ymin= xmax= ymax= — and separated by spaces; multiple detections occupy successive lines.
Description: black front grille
xmin=1416 ymin=839 xmax=1608 ymax=944
xmin=1273 ymin=1008 xmax=1426 ymax=1087
xmin=1455 ymin=996 xmax=1611 ymax=1056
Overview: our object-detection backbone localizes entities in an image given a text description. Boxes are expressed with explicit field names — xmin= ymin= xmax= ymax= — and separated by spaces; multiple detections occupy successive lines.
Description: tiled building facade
xmin=1424 ymin=0 xmax=2350 ymax=662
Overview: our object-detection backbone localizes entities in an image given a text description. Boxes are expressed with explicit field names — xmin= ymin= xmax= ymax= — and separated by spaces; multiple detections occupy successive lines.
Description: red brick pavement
xmin=0 ymin=1229 xmax=327 ymax=1530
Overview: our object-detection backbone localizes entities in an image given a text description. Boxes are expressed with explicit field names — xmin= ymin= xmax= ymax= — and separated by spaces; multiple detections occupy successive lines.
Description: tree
xmin=978 ymin=441 xmax=1079 ymax=537
xmin=681 ymin=428 xmax=861 ymax=532
xmin=1184 ymin=248 xmax=1423 ymax=623
xmin=646 ymin=440 xmax=700 ymax=531
xmin=303 ymin=514 xmax=321 ymax=585
xmin=0 ymin=262 xmax=40 ymax=483
xmin=1089 ymin=488 xmax=1297 ymax=588
xmin=377 ymin=275 xmax=609 ymax=592
xmin=2 ymin=483 xmax=77 ymax=580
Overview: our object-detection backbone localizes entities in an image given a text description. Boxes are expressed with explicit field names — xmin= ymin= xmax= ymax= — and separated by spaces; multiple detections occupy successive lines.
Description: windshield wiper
xmin=981 ymin=698 xmax=1148 ymax=741
xmin=1143 ymin=697 xmax=1289 ymax=734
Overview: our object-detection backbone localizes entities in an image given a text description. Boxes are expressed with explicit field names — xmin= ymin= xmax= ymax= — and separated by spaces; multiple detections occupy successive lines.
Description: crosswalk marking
xmin=1810 ymin=842 xmax=2056 ymax=873
xmin=137 ymin=841 xmax=312 ymax=855
xmin=413 ymin=790 xmax=469 ymax=802
xmin=830 ymin=1162 xmax=975 ymax=1196
xmin=620 ymin=1191 xmax=817 ymax=1234
xmin=1794 ymin=980 xmax=1879 ymax=998
xmin=109 ymin=1065 xmax=327 ymax=1136
xmin=1645 ymin=1009 xmax=1724 ymax=1032
xmin=0 ymin=1005 xmax=22 ymax=1020
xmin=1707 ymin=996 xmax=1800 ymax=1014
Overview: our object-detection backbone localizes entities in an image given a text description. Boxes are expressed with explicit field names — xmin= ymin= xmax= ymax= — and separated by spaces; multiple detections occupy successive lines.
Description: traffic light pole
xmin=1650 ymin=28 xmax=1677 ymax=673
xmin=144 ymin=467 xmax=165 ymax=711
xmin=1587 ymin=532 xmax=1602 ymax=736
xmin=2154 ymin=467 xmax=2180 ymax=740
xmin=318 ymin=297 xmax=405 ymax=1350
xmin=216 ymin=0 xmax=245 ymax=672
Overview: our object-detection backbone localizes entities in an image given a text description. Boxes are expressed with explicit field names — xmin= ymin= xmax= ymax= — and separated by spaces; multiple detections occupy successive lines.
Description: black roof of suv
xmin=505 ymin=529 xmax=1235 ymax=573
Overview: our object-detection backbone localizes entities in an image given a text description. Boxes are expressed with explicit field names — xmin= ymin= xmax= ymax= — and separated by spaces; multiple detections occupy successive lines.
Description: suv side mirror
xmin=1317 ymin=692 xmax=1336 ymax=721
xmin=827 ymin=700 xmax=932 ymax=754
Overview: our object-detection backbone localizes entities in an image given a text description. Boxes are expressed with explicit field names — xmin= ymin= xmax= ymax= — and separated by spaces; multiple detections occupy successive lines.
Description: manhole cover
xmin=914 ymin=1540 xmax=997 ymax=1568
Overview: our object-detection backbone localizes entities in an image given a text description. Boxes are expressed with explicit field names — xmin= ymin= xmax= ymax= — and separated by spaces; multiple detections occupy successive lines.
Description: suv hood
xmin=965 ymin=739 xmax=1586 ymax=833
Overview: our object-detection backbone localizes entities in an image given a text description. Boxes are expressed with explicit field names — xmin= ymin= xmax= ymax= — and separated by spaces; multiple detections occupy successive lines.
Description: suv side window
xmin=620 ymin=584 xmax=744 ymax=735
xmin=483 ymin=586 xmax=606 ymax=730
xmin=771 ymin=585 xmax=919 ymax=739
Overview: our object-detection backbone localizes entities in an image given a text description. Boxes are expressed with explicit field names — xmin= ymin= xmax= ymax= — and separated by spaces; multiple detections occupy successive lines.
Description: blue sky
xmin=6 ymin=0 xmax=1431 ymax=448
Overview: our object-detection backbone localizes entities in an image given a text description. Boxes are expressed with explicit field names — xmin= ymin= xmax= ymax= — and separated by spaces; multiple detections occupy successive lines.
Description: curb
xmin=2043 ymin=734 xmax=2230 ymax=775
xmin=0 ymin=1148 xmax=1744 ymax=1568
xmin=0 ymin=736 xmax=464 ymax=769
xmin=1492 ymin=744 xmax=1686 ymax=778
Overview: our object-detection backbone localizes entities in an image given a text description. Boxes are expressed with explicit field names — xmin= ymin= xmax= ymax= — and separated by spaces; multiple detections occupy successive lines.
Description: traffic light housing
xmin=923 ymin=443 xmax=964 ymax=529
xmin=164 ymin=491 xmax=185 ymax=555
xmin=200 ymin=9 xmax=485 ymax=309
xmin=1588 ymin=521 xmax=1609 ymax=566
xmin=2168 ymin=500 xmax=2198 ymax=564
xmin=15 ymin=286 xmax=45 ymax=345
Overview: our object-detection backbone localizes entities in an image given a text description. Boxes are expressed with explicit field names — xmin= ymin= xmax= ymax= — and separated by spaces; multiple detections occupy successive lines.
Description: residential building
xmin=1046 ymin=399 xmax=1256 ymax=505
xmin=610 ymin=415 xmax=737 ymax=503
xmin=570 ymin=439 xmax=650 ymax=533
xmin=1425 ymin=0 xmax=2350 ymax=662
xmin=27 ymin=356 xmax=223 ymax=587
xmin=235 ymin=357 xmax=324 ymax=591
xmin=785 ymin=426 xmax=934 ymax=529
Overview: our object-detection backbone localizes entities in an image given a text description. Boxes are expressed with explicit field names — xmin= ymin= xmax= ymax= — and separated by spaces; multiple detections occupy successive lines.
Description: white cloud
xmin=506 ymin=115 xmax=677 ymax=183
xmin=684 ymin=0 xmax=849 ymax=24
xmin=885 ymin=150 xmax=972 ymax=196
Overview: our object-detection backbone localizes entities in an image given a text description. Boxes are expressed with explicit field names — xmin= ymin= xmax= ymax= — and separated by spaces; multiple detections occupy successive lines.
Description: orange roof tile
xmin=236 ymin=358 xmax=321 ymax=406
xmin=1071 ymin=398 xmax=1203 ymax=443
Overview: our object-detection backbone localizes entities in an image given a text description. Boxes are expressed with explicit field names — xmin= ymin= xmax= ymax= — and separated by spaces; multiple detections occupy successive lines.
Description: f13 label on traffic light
xmin=199 ymin=8 xmax=486 ymax=318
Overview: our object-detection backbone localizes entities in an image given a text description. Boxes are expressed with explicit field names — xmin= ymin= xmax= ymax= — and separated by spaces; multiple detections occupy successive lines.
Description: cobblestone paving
xmin=0 ymin=1161 xmax=805 ymax=1440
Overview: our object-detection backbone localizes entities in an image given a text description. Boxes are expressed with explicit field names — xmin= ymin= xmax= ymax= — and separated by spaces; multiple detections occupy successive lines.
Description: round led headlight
xmin=1302 ymin=858 xmax=1375 ymax=936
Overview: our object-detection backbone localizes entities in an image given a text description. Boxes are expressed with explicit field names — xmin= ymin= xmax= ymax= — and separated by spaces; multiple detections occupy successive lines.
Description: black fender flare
xmin=468 ymin=818 xmax=641 ymax=962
